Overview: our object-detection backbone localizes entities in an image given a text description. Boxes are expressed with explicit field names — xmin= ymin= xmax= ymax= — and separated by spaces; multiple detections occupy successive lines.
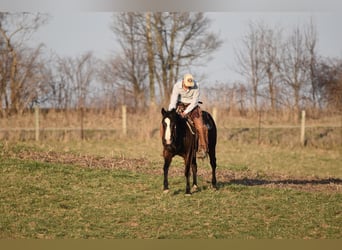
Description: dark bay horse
xmin=160 ymin=108 xmax=217 ymax=195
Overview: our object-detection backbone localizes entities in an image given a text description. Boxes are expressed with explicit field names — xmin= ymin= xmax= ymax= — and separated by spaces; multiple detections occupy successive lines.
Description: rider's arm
xmin=184 ymin=82 xmax=200 ymax=114
xmin=168 ymin=83 xmax=180 ymax=111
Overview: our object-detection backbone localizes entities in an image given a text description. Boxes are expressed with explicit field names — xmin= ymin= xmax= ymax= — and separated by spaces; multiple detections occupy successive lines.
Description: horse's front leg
xmin=191 ymin=156 xmax=198 ymax=193
xmin=163 ymin=153 xmax=172 ymax=193
xmin=184 ymin=161 xmax=191 ymax=195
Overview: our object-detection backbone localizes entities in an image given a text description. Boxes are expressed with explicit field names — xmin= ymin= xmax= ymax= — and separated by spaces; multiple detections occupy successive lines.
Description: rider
xmin=168 ymin=73 xmax=208 ymax=158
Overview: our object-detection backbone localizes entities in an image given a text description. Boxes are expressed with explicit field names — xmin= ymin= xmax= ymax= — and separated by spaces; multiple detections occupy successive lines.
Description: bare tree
xmin=151 ymin=13 xmax=222 ymax=105
xmin=304 ymin=19 xmax=319 ymax=112
xmin=258 ymin=24 xmax=283 ymax=114
xmin=54 ymin=57 xmax=76 ymax=110
xmin=108 ymin=12 xmax=222 ymax=108
xmin=17 ymin=45 xmax=50 ymax=109
xmin=0 ymin=14 xmax=10 ymax=115
xmin=110 ymin=13 xmax=148 ymax=109
xmin=279 ymin=25 xmax=309 ymax=121
xmin=234 ymin=21 xmax=267 ymax=113
xmin=145 ymin=12 xmax=156 ymax=107
xmin=316 ymin=58 xmax=342 ymax=112
xmin=53 ymin=52 xmax=96 ymax=138
xmin=0 ymin=12 xmax=48 ymax=115
xmin=74 ymin=52 xmax=96 ymax=139
xmin=96 ymin=57 xmax=121 ymax=111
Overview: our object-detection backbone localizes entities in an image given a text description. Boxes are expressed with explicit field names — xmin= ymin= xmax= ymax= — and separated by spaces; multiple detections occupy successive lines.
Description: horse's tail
xmin=202 ymin=111 xmax=217 ymax=131
xmin=202 ymin=110 xmax=217 ymax=147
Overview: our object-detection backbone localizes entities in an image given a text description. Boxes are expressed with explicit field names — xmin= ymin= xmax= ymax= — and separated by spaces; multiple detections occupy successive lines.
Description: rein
xmin=185 ymin=119 xmax=196 ymax=135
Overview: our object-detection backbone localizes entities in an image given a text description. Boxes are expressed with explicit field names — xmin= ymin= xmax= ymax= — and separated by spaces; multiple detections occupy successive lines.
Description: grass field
xmin=0 ymin=136 xmax=341 ymax=239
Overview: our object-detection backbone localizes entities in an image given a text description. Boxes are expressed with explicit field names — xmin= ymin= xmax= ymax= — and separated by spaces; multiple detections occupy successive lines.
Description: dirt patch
xmin=13 ymin=150 xmax=155 ymax=173
xmin=11 ymin=150 xmax=342 ymax=194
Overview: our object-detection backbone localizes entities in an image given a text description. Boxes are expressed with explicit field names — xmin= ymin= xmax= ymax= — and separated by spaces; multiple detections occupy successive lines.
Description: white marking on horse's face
xmin=164 ymin=117 xmax=172 ymax=145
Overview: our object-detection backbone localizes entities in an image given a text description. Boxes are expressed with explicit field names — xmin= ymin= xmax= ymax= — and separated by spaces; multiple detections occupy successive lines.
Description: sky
xmin=205 ymin=12 xmax=342 ymax=83
xmin=2 ymin=0 xmax=342 ymax=85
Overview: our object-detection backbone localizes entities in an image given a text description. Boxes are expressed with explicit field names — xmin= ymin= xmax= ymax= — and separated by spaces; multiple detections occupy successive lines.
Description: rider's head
xmin=183 ymin=73 xmax=194 ymax=88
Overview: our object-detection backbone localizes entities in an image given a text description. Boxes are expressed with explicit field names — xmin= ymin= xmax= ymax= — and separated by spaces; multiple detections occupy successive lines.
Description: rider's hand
xmin=180 ymin=112 xmax=188 ymax=118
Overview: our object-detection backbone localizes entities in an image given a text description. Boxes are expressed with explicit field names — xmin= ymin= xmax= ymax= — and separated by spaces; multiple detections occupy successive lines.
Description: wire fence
xmin=0 ymin=106 xmax=341 ymax=148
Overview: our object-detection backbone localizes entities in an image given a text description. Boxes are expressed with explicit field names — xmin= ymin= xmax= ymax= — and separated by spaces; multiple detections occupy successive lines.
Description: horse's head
xmin=161 ymin=108 xmax=180 ymax=146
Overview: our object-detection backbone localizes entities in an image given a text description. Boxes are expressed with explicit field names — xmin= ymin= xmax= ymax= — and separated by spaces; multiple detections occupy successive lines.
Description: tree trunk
xmin=145 ymin=12 xmax=156 ymax=107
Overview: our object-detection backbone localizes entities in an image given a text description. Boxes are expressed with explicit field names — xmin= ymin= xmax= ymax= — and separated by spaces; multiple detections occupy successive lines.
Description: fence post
xmin=212 ymin=107 xmax=217 ymax=125
xmin=300 ymin=110 xmax=306 ymax=146
xmin=258 ymin=110 xmax=262 ymax=144
xmin=34 ymin=104 xmax=39 ymax=141
xmin=122 ymin=105 xmax=127 ymax=136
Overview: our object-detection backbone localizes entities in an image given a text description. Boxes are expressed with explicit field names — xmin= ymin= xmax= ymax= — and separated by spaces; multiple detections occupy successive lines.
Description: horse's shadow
xmin=216 ymin=177 xmax=342 ymax=189
xmin=169 ymin=178 xmax=342 ymax=195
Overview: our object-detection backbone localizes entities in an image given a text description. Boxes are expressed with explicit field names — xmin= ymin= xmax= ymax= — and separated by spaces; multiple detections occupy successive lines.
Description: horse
xmin=160 ymin=107 xmax=217 ymax=195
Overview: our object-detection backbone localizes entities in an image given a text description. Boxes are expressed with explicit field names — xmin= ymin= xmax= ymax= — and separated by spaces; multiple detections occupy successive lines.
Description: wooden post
xmin=300 ymin=110 xmax=306 ymax=146
xmin=34 ymin=104 xmax=39 ymax=141
xmin=80 ymin=106 xmax=84 ymax=140
xmin=258 ymin=110 xmax=262 ymax=144
xmin=122 ymin=105 xmax=127 ymax=136
xmin=212 ymin=107 xmax=217 ymax=124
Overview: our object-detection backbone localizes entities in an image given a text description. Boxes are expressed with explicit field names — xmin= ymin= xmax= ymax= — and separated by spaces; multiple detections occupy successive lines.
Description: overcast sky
xmin=2 ymin=0 xmax=342 ymax=85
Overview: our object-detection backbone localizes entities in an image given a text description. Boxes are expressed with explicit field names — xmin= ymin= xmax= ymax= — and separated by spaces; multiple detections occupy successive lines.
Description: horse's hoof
xmin=185 ymin=193 xmax=192 ymax=197
xmin=163 ymin=189 xmax=170 ymax=194
xmin=191 ymin=185 xmax=198 ymax=193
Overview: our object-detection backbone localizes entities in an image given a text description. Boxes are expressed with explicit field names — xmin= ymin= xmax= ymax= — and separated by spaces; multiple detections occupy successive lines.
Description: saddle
xmin=176 ymin=102 xmax=211 ymax=132
xmin=176 ymin=103 xmax=196 ymax=134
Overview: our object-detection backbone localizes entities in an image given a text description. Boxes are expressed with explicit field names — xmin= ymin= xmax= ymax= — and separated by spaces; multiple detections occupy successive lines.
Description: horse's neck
xmin=175 ymin=119 xmax=187 ymax=136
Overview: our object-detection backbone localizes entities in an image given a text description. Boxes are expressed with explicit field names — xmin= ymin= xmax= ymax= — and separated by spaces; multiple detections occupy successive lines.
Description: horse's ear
xmin=161 ymin=108 xmax=166 ymax=116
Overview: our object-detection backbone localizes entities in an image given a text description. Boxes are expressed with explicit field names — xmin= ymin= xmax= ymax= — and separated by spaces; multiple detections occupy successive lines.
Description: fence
xmin=0 ymin=106 xmax=341 ymax=148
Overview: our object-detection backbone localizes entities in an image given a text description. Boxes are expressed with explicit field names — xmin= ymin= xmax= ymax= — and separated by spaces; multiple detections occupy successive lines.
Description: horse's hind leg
xmin=208 ymin=149 xmax=217 ymax=189
xmin=205 ymin=112 xmax=217 ymax=189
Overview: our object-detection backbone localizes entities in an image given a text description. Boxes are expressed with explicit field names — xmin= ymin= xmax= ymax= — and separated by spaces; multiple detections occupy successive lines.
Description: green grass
xmin=216 ymin=141 xmax=342 ymax=178
xmin=0 ymin=153 xmax=341 ymax=239
xmin=0 ymin=138 xmax=341 ymax=239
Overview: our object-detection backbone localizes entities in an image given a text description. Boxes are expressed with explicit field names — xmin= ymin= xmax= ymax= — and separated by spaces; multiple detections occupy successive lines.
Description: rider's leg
xmin=191 ymin=107 xmax=208 ymax=158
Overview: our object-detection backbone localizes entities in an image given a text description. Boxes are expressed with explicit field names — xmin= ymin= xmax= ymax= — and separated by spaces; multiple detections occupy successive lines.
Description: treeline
xmin=230 ymin=20 xmax=342 ymax=119
xmin=0 ymin=13 xmax=341 ymax=120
